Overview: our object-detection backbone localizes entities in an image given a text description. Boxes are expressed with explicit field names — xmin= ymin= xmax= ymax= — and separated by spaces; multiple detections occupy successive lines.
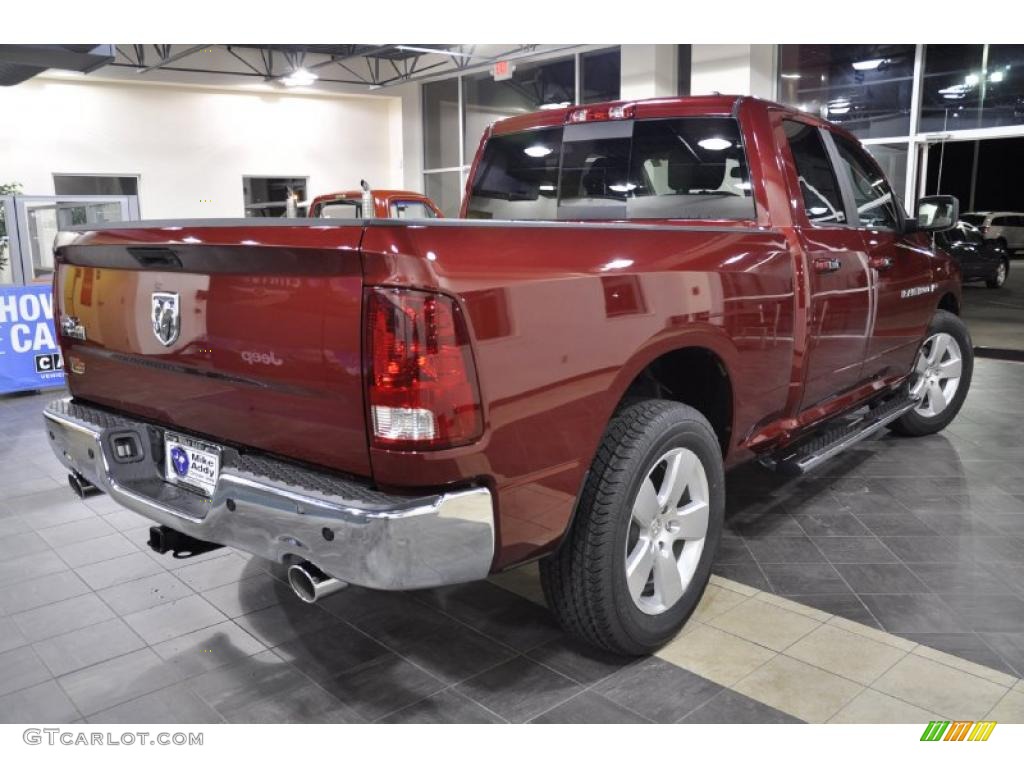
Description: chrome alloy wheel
xmin=910 ymin=332 xmax=963 ymax=418
xmin=624 ymin=447 xmax=710 ymax=615
xmin=995 ymin=262 xmax=1007 ymax=286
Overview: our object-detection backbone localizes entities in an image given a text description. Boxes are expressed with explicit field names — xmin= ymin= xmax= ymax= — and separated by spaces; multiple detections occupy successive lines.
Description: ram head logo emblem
xmin=151 ymin=291 xmax=181 ymax=347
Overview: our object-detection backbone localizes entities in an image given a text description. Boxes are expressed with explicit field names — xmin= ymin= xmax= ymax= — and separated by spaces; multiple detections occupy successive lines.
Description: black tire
xmin=986 ymin=259 xmax=1009 ymax=289
xmin=889 ymin=310 xmax=973 ymax=437
xmin=539 ymin=400 xmax=724 ymax=656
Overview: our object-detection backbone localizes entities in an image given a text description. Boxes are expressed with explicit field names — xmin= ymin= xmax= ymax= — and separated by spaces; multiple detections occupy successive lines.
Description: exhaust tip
xmin=68 ymin=472 xmax=100 ymax=499
xmin=287 ymin=562 xmax=346 ymax=604
xmin=287 ymin=564 xmax=318 ymax=603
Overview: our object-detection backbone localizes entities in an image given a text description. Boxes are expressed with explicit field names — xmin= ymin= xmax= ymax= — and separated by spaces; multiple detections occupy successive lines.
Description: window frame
xmin=780 ymin=117 xmax=857 ymax=229
xmin=823 ymin=129 xmax=906 ymax=232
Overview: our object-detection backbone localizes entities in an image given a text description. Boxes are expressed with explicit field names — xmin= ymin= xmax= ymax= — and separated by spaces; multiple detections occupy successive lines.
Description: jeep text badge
xmin=151 ymin=292 xmax=181 ymax=347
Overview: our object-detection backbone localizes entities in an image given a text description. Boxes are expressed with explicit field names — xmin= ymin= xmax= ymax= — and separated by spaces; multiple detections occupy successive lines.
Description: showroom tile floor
xmin=0 ymin=359 xmax=1023 ymax=724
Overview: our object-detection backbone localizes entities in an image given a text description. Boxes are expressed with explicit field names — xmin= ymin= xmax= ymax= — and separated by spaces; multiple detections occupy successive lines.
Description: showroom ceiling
xmin=94 ymin=44 xmax=578 ymax=90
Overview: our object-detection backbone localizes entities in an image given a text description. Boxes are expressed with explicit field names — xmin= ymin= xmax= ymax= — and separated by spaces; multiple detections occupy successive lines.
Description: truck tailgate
xmin=55 ymin=224 xmax=371 ymax=477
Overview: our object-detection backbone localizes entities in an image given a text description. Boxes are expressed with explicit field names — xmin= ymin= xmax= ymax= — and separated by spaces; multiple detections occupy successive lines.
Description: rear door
xmin=779 ymin=118 xmax=872 ymax=410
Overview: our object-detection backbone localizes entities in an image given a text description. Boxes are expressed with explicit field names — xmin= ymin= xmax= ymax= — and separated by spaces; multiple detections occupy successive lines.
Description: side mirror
xmin=910 ymin=195 xmax=959 ymax=234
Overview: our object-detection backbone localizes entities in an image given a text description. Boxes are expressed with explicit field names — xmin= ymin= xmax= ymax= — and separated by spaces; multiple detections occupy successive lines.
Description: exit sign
xmin=492 ymin=60 xmax=515 ymax=81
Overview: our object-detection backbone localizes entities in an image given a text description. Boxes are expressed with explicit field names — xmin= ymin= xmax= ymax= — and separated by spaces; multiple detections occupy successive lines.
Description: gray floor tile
xmin=762 ymin=563 xmax=853 ymax=594
xmin=594 ymin=656 xmax=723 ymax=723
xmin=12 ymin=592 xmax=116 ymax=642
xmin=123 ymin=594 xmax=226 ymax=645
xmin=343 ymin=597 xmax=516 ymax=684
xmin=33 ymin=617 xmax=145 ymax=676
xmin=679 ymin=689 xmax=803 ymax=723
xmin=0 ymin=646 xmax=51 ymax=696
xmin=316 ymin=652 xmax=446 ymax=721
xmin=57 ymin=647 xmax=185 ymax=715
xmin=0 ymin=570 xmax=91 ymax=615
xmin=74 ymin=551 xmax=165 ymax=591
xmin=877 ymin=536 xmax=967 ymax=563
xmin=746 ymin=535 xmax=826 ymax=564
xmin=834 ymin=563 xmax=930 ymax=594
xmin=0 ymin=680 xmax=79 ymax=723
xmin=711 ymin=562 xmax=770 ymax=591
xmin=88 ymin=682 xmax=224 ymax=724
xmin=151 ymin=620 xmax=267 ymax=677
xmin=232 ymin=600 xmax=344 ymax=648
xmin=201 ymin=572 xmax=285 ymax=619
xmin=413 ymin=580 xmax=562 ymax=653
xmin=809 ymin=536 xmax=899 ymax=564
xmin=940 ymin=593 xmax=1024 ymax=632
xmin=36 ymin=516 xmax=116 ymax=549
xmin=380 ymin=689 xmax=504 ymax=723
xmin=784 ymin=593 xmax=882 ymax=628
xmin=793 ymin=512 xmax=870 ymax=537
xmin=978 ymin=633 xmax=1024 ymax=678
xmin=859 ymin=593 xmax=969 ymax=633
xmin=0 ymin=531 xmax=52 ymax=560
xmin=98 ymin=571 xmax=194 ymax=615
xmin=908 ymin=562 xmax=1017 ymax=595
xmin=531 ymin=691 xmax=651 ymax=723
xmin=0 ymin=550 xmax=68 ymax=588
xmin=273 ymin=623 xmax=390 ymax=679
xmin=0 ymin=617 xmax=27 ymax=653
xmin=226 ymin=681 xmax=364 ymax=724
xmin=55 ymin=533 xmax=140 ymax=568
xmin=174 ymin=552 xmax=262 ymax=592
xmin=456 ymin=656 xmax=583 ymax=723
xmin=527 ymin=635 xmax=635 ymax=686
xmin=185 ymin=650 xmax=310 ymax=717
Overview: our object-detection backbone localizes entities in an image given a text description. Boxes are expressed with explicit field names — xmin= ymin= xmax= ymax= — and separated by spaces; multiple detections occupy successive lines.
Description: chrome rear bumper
xmin=42 ymin=397 xmax=495 ymax=590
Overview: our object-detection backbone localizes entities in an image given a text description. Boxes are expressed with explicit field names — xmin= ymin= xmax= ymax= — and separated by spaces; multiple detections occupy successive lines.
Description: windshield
xmin=466 ymin=116 xmax=755 ymax=221
xmin=960 ymin=214 xmax=986 ymax=226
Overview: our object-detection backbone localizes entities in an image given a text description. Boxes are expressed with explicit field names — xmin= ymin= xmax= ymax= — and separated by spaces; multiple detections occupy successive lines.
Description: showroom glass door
xmin=4 ymin=195 xmax=139 ymax=285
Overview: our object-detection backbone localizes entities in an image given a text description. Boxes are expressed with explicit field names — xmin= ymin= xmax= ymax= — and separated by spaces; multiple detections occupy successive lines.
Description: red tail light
xmin=365 ymin=287 xmax=483 ymax=449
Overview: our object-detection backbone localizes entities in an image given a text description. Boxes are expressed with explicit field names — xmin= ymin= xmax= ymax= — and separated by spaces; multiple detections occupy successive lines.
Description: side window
xmin=992 ymin=216 xmax=1008 ymax=227
xmin=390 ymin=201 xmax=437 ymax=219
xmin=832 ymin=135 xmax=899 ymax=230
xmin=319 ymin=201 xmax=362 ymax=219
xmin=782 ymin=120 xmax=846 ymax=225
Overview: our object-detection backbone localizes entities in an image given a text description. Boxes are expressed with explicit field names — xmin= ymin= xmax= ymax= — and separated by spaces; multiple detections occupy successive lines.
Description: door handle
xmin=813 ymin=257 xmax=842 ymax=274
xmin=869 ymin=255 xmax=894 ymax=270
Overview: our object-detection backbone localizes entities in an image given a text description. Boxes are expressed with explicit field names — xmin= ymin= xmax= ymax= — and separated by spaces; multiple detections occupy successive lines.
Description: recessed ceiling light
xmin=281 ymin=68 xmax=317 ymax=87
xmin=852 ymin=58 xmax=887 ymax=71
xmin=698 ymin=138 xmax=732 ymax=151
xmin=781 ymin=73 xmax=801 ymax=80
xmin=524 ymin=145 xmax=553 ymax=158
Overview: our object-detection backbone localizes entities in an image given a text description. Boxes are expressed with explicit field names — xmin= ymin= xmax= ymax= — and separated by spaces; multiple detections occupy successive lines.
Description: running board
xmin=761 ymin=394 xmax=920 ymax=475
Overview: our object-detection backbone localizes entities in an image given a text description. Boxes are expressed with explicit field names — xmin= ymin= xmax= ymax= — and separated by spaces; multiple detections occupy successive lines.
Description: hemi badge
xmin=900 ymin=283 xmax=937 ymax=299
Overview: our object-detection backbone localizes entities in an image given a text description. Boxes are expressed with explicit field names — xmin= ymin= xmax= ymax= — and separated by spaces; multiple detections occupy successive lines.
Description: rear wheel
xmin=889 ymin=310 xmax=973 ymax=437
xmin=540 ymin=400 xmax=724 ymax=655
xmin=986 ymin=259 xmax=1009 ymax=289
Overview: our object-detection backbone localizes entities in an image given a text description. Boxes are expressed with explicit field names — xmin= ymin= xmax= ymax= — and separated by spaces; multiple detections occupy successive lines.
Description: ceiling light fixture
xmin=852 ymin=58 xmax=887 ymax=71
xmin=698 ymin=137 xmax=732 ymax=151
xmin=781 ymin=73 xmax=801 ymax=80
xmin=281 ymin=68 xmax=317 ymax=87
xmin=524 ymin=145 xmax=553 ymax=158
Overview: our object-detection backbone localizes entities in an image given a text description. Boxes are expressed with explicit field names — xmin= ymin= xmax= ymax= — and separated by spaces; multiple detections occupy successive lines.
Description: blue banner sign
xmin=0 ymin=284 xmax=66 ymax=395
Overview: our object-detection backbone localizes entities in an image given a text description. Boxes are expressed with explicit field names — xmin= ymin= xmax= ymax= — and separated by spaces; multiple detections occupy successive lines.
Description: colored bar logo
xmin=921 ymin=721 xmax=997 ymax=741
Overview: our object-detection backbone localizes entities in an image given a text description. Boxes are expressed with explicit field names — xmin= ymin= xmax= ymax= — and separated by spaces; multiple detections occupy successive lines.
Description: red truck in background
xmin=45 ymin=96 xmax=970 ymax=655
xmin=307 ymin=184 xmax=443 ymax=219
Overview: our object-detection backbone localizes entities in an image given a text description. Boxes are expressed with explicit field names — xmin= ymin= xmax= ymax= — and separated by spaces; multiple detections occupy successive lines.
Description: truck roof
xmin=488 ymin=94 xmax=843 ymax=137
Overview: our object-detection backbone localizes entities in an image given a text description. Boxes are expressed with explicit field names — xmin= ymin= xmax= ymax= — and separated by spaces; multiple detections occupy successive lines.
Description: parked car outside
xmin=960 ymin=211 xmax=1024 ymax=253
xmin=936 ymin=221 xmax=1010 ymax=288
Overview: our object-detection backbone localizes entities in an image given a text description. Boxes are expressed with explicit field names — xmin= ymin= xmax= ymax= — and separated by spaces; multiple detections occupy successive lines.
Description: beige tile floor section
xmin=491 ymin=564 xmax=1024 ymax=724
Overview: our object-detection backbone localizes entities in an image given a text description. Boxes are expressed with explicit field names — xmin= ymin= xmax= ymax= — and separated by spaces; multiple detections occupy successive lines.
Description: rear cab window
xmin=466 ymin=116 xmax=755 ymax=222
xmin=316 ymin=200 xmax=363 ymax=219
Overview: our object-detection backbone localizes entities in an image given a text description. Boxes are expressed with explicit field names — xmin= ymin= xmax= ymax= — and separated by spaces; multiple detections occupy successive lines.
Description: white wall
xmin=620 ymin=45 xmax=678 ymax=100
xmin=0 ymin=77 xmax=403 ymax=218
xmin=690 ymin=45 xmax=776 ymax=100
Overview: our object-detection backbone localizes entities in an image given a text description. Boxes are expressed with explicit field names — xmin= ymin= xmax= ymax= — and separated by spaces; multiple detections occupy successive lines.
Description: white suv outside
xmin=961 ymin=211 xmax=1024 ymax=253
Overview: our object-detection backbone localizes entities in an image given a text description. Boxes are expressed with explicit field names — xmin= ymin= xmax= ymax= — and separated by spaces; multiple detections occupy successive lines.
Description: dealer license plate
xmin=164 ymin=433 xmax=221 ymax=496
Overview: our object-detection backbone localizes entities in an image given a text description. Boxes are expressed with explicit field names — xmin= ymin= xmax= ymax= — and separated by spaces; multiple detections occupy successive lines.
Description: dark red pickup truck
xmin=45 ymin=95 xmax=970 ymax=654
